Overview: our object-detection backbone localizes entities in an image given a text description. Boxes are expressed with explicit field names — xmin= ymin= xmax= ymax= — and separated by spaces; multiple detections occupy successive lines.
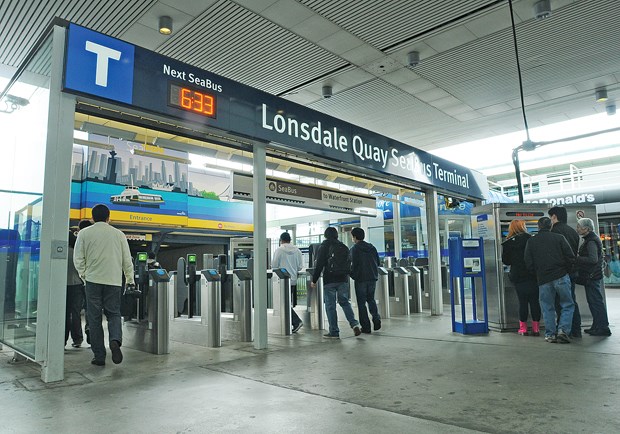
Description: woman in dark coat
xmin=502 ymin=220 xmax=541 ymax=336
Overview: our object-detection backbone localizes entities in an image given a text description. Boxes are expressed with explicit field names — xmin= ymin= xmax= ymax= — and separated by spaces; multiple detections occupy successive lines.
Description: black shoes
xmin=361 ymin=329 xmax=372 ymax=334
xmin=110 ymin=340 xmax=123 ymax=364
xmin=373 ymin=320 xmax=382 ymax=331
xmin=323 ymin=333 xmax=339 ymax=339
xmin=71 ymin=340 xmax=83 ymax=348
xmin=91 ymin=358 xmax=105 ymax=366
xmin=588 ymin=328 xmax=612 ymax=336
xmin=292 ymin=322 xmax=303 ymax=333
xmin=353 ymin=326 xmax=362 ymax=336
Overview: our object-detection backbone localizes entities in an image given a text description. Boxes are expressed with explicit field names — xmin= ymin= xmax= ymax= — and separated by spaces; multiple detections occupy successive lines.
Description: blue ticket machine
xmin=448 ymin=237 xmax=488 ymax=334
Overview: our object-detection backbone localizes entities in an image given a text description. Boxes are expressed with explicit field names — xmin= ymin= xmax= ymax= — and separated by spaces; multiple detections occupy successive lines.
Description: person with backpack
xmin=311 ymin=227 xmax=361 ymax=339
xmin=350 ymin=227 xmax=381 ymax=334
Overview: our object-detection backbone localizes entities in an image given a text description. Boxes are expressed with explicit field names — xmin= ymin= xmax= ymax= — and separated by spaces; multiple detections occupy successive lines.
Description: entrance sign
xmin=63 ymin=24 xmax=488 ymax=199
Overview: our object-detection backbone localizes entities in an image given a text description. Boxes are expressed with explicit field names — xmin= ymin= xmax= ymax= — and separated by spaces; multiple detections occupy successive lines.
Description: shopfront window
xmin=0 ymin=36 xmax=52 ymax=357
xmin=601 ymin=219 xmax=620 ymax=287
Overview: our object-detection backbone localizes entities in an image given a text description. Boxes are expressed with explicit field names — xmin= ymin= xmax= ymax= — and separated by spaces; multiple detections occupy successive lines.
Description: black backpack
xmin=327 ymin=241 xmax=351 ymax=275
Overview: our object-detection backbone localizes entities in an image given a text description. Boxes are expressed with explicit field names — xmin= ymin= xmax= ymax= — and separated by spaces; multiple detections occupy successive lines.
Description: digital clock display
xmin=168 ymin=83 xmax=216 ymax=118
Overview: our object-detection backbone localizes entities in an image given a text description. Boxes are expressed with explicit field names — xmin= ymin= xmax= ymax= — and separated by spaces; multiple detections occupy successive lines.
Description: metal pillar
xmin=252 ymin=142 xmax=268 ymax=349
xmin=424 ymin=189 xmax=443 ymax=316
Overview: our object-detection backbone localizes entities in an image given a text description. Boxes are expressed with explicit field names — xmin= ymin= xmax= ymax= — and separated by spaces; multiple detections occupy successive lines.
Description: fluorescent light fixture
xmin=159 ymin=16 xmax=173 ymax=35
xmin=131 ymin=148 xmax=191 ymax=164
xmin=288 ymin=167 xmax=328 ymax=180
xmin=229 ymin=154 xmax=253 ymax=165
xmin=333 ymin=176 xmax=368 ymax=188
xmin=74 ymin=137 xmax=115 ymax=151
xmin=153 ymin=137 xmax=218 ymax=157
xmin=80 ymin=122 xmax=137 ymax=141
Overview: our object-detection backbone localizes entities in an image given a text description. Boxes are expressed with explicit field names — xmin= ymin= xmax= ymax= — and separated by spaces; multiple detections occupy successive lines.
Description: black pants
xmin=65 ymin=284 xmax=84 ymax=344
xmin=291 ymin=284 xmax=301 ymax=328
xmin=515 ymin=279 xmax=541 ymax=322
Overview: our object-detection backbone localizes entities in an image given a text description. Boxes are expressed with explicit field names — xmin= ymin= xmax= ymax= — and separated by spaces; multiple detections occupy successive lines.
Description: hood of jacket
xmin=278 ymin=243 xmax=300 ymax=255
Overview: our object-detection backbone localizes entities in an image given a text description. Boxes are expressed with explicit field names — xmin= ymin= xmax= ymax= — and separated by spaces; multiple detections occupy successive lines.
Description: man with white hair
xmin=575 ymin=218 xmax=611 ymax=337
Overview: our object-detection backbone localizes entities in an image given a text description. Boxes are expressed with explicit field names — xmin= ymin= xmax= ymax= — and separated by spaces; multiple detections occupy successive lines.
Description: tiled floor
xmin=1 ymin=288 xmax=618 ymax=433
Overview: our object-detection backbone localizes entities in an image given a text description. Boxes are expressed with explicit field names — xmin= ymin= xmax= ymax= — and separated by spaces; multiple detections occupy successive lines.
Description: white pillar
xmin=252 ymin=142 xmax=268 ymax=349
xmin=425 ymin=190 xmax=443 ymax=316
xmin=38 ymin=25 xmax=76 ymax=382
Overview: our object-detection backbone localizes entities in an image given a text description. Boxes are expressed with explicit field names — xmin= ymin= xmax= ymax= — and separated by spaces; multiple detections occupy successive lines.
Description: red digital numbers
xmin=169 ymin=83 xmax=216 ymax=118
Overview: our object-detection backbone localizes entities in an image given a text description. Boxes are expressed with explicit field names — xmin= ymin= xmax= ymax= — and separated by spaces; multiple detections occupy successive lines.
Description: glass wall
xmin=0 ymin=36 xmax=52 ymax=357
xmin=601 ymin=218 xmax=620 ymax=287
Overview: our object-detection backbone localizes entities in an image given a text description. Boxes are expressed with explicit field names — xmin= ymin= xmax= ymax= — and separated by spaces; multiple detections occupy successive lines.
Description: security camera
xmin=407 ymin=51 xmax=420 ymax=67
xmin=322 ymin=85 xmax=332 ymax=99
xmin=534 ymin=0 xmax=552 ymax=20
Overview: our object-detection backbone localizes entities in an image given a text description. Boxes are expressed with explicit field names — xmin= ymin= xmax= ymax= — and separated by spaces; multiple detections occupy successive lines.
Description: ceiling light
xmin=80 ymin=122 xmax=137 ymax=141
xmin=159 ymin=16 xmax=173 ymax=35
xmin=534 ymin=0 xmax=551 ymax=20
xmin=595 ymin=87 xmax=608 ymax=102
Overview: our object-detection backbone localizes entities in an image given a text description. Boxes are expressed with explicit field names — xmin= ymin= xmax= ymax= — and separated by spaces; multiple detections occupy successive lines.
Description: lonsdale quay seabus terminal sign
xmin=63 ymin=24 xmax=489 ymax=199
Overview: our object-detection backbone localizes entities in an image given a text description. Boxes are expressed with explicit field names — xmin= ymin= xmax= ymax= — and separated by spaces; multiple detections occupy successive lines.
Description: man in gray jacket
xmin=524 ymin=217 xmax=575 ymax=343
xmin=74 ymin=204 xmax=134 ymax=366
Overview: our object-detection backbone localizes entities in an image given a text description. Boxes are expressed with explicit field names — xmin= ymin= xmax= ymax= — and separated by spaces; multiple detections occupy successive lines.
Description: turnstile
xmin=201 ymin=269 xmax=222 ymax=347
xmin=270 ymin=268 xmax=292 ymax=335
xmin=389 ymin=266 xmax=411 ymax=316
xmin=304 ymin=269 xmax=325 ymax=330
xmin=124 ymin=268 xmax=170 ymax=355
xmin=231 ymin=269 xmax=253 ymax=342
xmin=406 ymin=266 xmax=423 ymax=313
xmin=375 ymin=267 xmax=390 ymax=319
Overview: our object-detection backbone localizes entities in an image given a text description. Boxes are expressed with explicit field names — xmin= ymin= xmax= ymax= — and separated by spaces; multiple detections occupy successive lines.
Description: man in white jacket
xmin=74 ymin=204 xmax=135 ymax=366
xmin=272 ymin=232 xmax=304 ymax=333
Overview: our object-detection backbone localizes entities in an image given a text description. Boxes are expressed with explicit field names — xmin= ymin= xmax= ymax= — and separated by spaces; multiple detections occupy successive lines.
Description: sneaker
xmin=373 ymin=319 xmax=382 ymax=331
xmin=292 ymin=322 xmax=303 ymax=333
xmin=323 ymin=333 xmax=339 ymax=339
xmin=353 ymin=326 xmax=361 ymax=336
xmin=71 ymin=340 xmax=83 ymax=348
xmin=91 ymin=358 xmax=105 ymax=366
xmin=556 ymin=331 xmax=571 ymax=343
xmin=110 ymin=340 xmax=123 ymax=364
xmin=545 ymin=335 xmax=557 ymax=343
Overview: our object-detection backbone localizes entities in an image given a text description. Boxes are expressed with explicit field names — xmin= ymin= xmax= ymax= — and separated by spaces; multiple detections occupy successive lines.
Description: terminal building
xmin=0 ymin=2 xmax=619 ymax=433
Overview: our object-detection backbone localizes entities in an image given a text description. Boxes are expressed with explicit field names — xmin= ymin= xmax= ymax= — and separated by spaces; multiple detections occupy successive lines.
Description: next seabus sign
xmin=259 ymin=103 xmax=487 ymax=198
xmin=62 ymin=24 xmax=487 ymax=199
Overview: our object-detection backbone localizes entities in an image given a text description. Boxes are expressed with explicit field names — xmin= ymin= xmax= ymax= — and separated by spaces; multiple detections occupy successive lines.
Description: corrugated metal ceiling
xmin=0 ymin=0 xmax=618 ymax=154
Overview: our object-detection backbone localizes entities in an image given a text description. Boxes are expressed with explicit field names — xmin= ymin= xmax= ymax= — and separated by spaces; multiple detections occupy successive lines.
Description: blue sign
xmin=64 ymin=24 xmax=134 ymax=104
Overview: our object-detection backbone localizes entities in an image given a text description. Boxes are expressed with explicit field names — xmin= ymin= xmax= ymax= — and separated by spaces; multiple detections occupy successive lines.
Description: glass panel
xmin=0 ymin=35 xmax=52 ymax=357
xmin=600 ymin=219 xmax=620 ymax=286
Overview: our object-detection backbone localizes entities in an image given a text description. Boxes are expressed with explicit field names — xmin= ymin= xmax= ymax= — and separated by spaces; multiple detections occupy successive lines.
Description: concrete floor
xmin=1 ymin=289 xmax=619 ymax=434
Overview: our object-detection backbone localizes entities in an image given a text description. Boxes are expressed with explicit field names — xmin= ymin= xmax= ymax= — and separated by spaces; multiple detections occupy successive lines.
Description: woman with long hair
xmin=502 ymin=220 xmax=541 ymax=336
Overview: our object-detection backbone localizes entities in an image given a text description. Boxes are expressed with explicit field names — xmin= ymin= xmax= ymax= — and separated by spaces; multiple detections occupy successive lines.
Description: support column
xmin=39 ymin=25 xmax=76 ymax=383
xmin=252 ymin=142 xmax=268 ymax=350
xmin=424 ymin=190 xmax=443 ymax=316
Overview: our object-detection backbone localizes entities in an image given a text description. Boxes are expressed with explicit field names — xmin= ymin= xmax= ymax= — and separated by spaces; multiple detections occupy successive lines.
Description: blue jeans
xmin=85 ymin=282 xmax=122 ymax=361
xmin=323 ymin=281 xmax=359 ymax=336
xmin=354 ymin=280 xmax=380 ymax=332
xmin=584 ymin=278 xmax=609 ymax=330
xmin=539 ymin=274 xmax=574 ymax=337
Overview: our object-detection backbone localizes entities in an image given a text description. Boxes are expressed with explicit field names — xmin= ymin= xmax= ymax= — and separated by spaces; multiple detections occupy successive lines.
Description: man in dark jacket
xmin=350 ymin=227 xmax=381 ymax=334
xmin=524 ymin=217 xmax=575 ymax=343
xmin=311 ymin=227 xmax=361 ymax=339
xmin=549 ymin=206 xmax=582 ymax=337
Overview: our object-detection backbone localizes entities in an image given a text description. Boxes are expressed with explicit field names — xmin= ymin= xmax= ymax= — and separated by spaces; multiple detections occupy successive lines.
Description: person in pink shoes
xmin=502 ymin=220 xmax=541 ymax=336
